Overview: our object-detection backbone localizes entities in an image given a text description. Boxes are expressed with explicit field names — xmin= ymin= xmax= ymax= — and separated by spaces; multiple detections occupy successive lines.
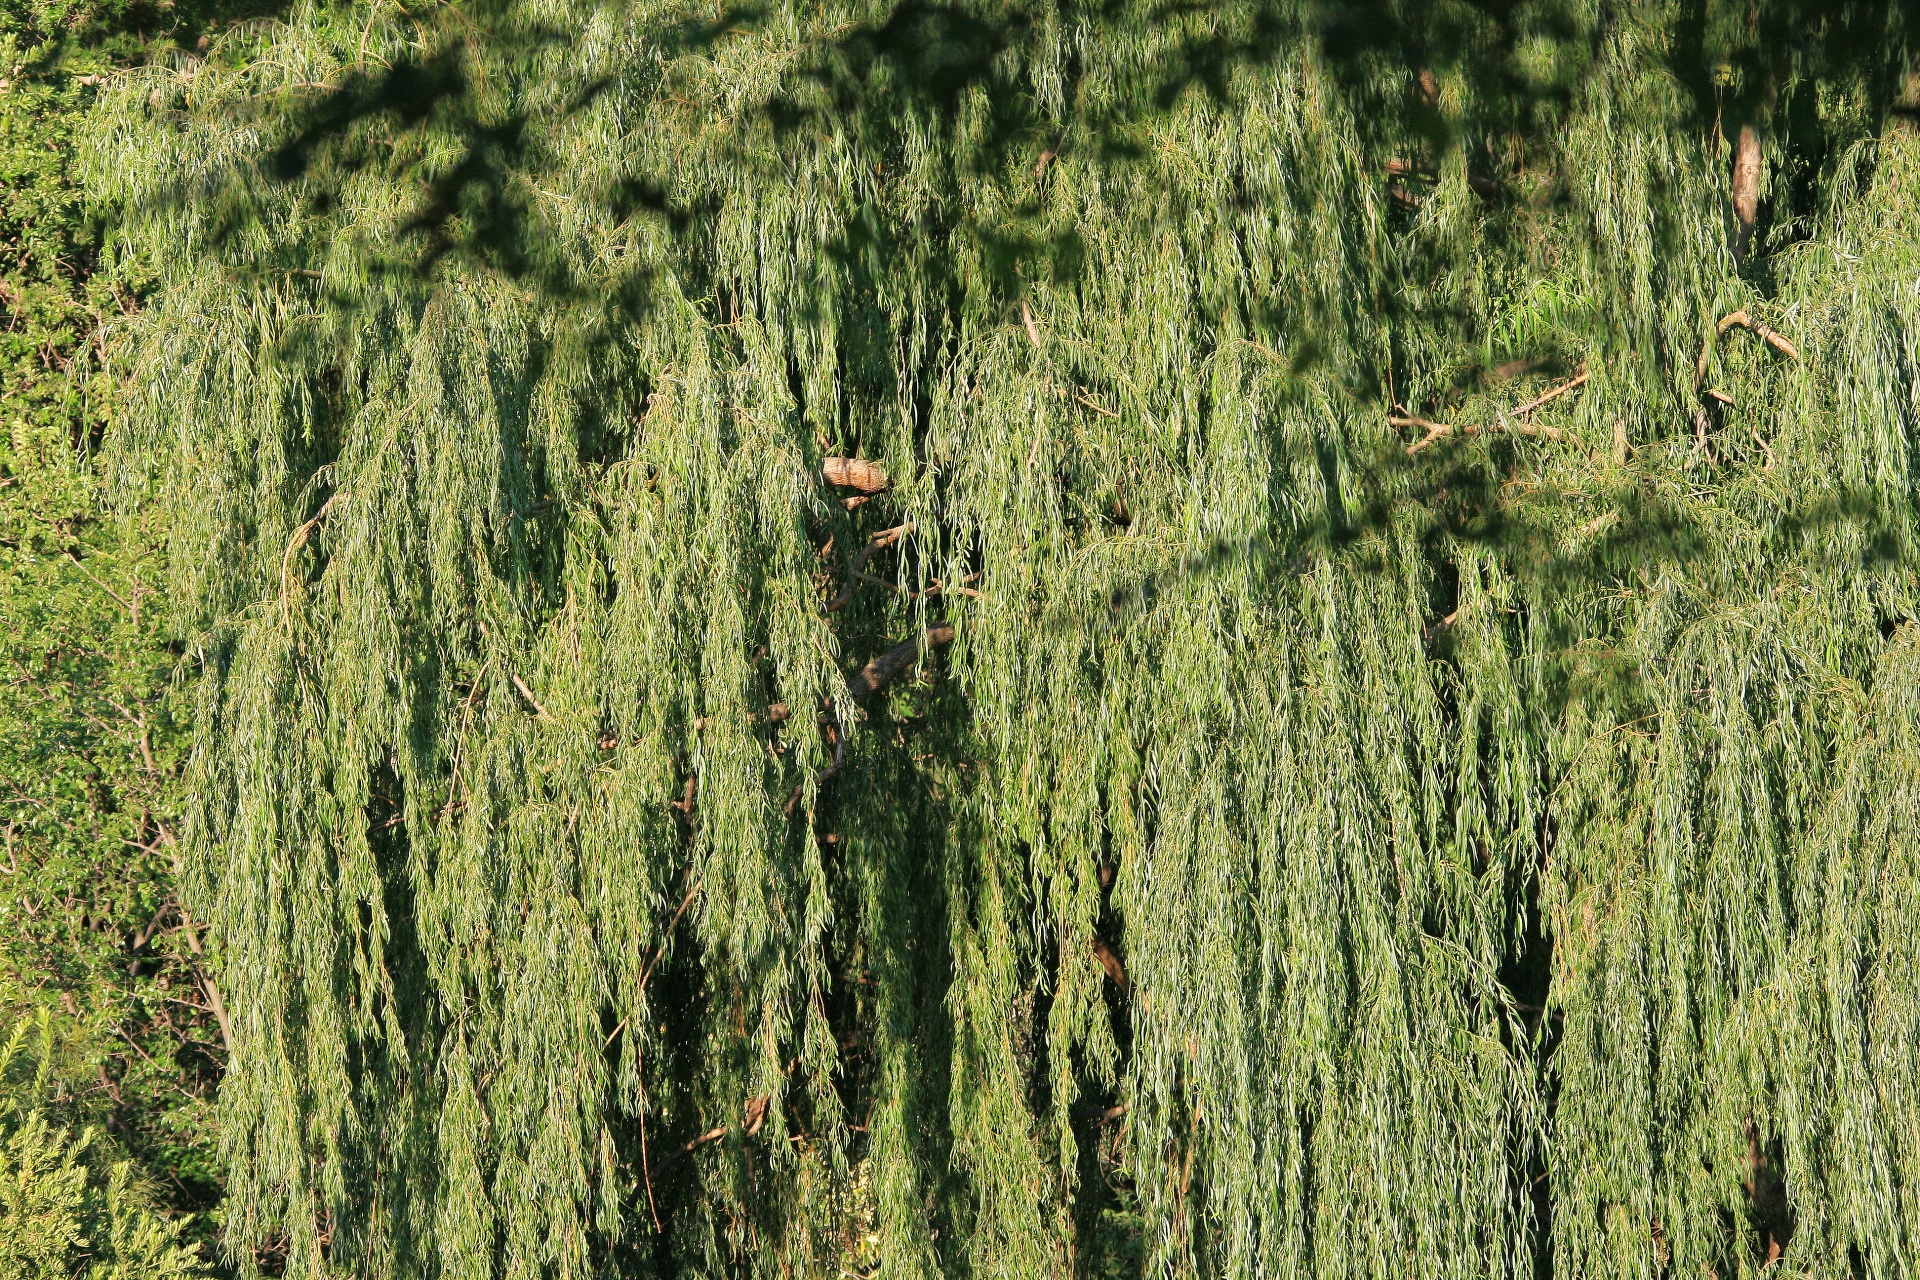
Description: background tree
xmin=0 ymin=0 xmax=244 ymax=1265
xmin=88 ymin=1 xmax=1920 ymax=1277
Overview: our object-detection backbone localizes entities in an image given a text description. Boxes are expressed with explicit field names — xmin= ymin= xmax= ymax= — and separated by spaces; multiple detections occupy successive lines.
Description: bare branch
xmin=1732 ymin=124 xmax=1763 ymax=251
xmin=64 ymin=548 xmax=136 ymax=616
xmin=640 ymin=1061 xmax=663 ymax=1233
xmin=475 ymin=621 xmax=552 ymax=722
xmin=509 ymin=671 xmax=554 ymax=721
xmin=1714 ymin=310 xmax=1803 ymax=363
xmin=1073 ymin=388 xmax=1118 ymax=418
xmin=798 ymin=623 xmax=958 ymax=804
xmin=637 ymin=871 xmax=703 ymax=998
xmin=1394 ymin=414 xmax=1564 ymax=455
xmin=1020 ymin=301 xmax=1043 ymax=349
xmin=825 ymin=523 xmax=913 ymax=613
xmin=176 ymin=917 xmax=233 ymax=1057
xmin=672 ymin=1126 xmax=727 ymax=1162
xmin=128 ymin=897 xmax=175 ymax=976
xmin=1395 ymin=365 xmax=1590 ymax=453
xmin=845 ymin=624 xmax=955 ymax=702
xmin=1510 ymin=368 xmax=1589 ymax=416
xmin=656 ymin=1093 xmax=775 ymax=1178
xmin=806 ymin=711 xmax=850 ymax=798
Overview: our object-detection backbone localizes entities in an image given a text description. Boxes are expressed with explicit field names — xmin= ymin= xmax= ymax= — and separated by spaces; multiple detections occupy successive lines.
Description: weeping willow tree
xmin=82 ymin=1 xmax=1920 ymax=1276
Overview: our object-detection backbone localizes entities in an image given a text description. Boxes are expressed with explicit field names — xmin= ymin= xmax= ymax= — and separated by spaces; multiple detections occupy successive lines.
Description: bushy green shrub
xmin=0 ymin=0 xmax=225 ymax=1257
xmin=0 ymin=1016 xmax=207 ymax=1280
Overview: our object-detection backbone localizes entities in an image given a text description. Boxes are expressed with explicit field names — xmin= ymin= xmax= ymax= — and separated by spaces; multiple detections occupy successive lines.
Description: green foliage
xmin=0 ymin=1015 xmax=209 ymax=1279
xmin=85 ymin=1 xmax=1920 ymax=1278
xmin=0 ymin=0 xmax=222 ymax=1250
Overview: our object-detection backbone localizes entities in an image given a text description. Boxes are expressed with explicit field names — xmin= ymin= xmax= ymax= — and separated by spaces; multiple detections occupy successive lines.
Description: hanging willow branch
xmin=279 ymin=491 xmax=340 ymax=599
xmin=92 ymin=4 xmax=1920 ymax=1278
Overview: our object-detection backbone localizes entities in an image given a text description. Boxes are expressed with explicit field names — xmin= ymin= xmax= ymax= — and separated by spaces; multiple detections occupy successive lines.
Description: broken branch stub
xmin=823 ymin=457 xmax=889 ymax=492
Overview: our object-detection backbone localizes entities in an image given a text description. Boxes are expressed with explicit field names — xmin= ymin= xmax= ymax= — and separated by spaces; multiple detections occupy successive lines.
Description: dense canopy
xmin=86 ymin=1 xmax=1920 ymax=1277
